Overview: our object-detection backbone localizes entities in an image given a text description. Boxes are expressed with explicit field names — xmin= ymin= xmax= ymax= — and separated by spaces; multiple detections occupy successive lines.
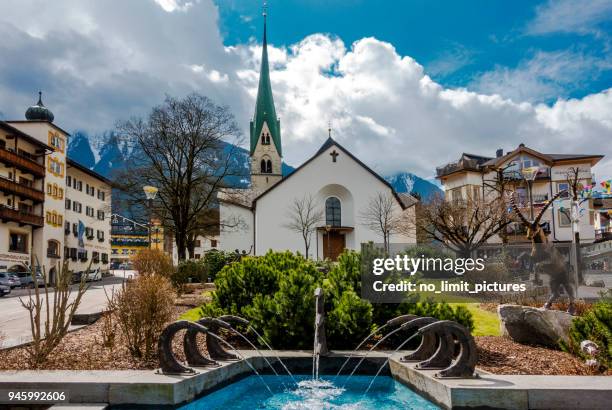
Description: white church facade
xmin=218 ymin=12 xmax=417 ymax=260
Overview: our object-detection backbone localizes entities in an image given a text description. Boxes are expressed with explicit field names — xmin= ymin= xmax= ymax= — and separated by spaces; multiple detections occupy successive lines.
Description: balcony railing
xmin=503 ymin=168 xmax=551 ymax=181
xmin=0 ymin=205 xmax=44 ymax=227
xmin=0 ymin=177 xmax=44 ymax=202
xmin=436 ymin=158 xmax=482 ymax=177
xmin=0 ymin=148 xmax=45 ymax=178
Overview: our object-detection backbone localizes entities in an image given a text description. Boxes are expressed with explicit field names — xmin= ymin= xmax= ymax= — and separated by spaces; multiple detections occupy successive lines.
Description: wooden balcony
xmin=0 ymin=177 xmax=45 ymax=202
xmin=0 ymin=148 xmax=45 ymax=178
xmin=0 ymin=205 xmax=44 ymax=227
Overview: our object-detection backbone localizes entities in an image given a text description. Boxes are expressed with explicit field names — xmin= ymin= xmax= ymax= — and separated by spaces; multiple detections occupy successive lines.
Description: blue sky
xmin=216 ymin=0 xmax=612 ymax=103
xmin=0 ymin=0 xmax=611 ymax=179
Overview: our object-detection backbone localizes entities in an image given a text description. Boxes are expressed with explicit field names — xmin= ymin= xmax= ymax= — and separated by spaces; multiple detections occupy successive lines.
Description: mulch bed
xmin=0 ymin=305 xmax=608 ymax=376
xmin=475 ymin=336 xmax=607 ymax=376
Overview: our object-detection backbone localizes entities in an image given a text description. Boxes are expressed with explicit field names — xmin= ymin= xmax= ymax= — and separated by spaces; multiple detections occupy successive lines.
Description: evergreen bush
xmin=562 ymin=302 xmax=612 ymax=370
xmin=199 ymin=249 xmax=473 ymax=350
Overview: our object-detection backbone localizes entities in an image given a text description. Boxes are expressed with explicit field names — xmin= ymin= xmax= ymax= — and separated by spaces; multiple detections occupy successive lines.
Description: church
xmin=218 ymin=12 xmax=417 ymax=260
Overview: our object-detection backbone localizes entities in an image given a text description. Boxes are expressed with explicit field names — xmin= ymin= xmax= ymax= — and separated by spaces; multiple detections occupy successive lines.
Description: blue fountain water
xmin=178 ymin=375 xmax=440 ymax=410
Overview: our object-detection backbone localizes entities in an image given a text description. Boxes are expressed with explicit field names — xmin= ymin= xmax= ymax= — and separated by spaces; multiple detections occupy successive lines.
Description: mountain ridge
xmin=68 ymin=131 xmax=441 ymax=200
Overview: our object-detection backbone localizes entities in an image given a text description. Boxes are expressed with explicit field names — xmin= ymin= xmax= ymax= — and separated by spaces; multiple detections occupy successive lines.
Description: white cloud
xmin=227 ymin=36 xmax=612 ymax=180
xmin=0 ymin=0 xmax=610 ymax=183
xmin=153 ymin=0 xmax=197 ymax=13
xmin=526 ymin=0 xmax=612 ymax=36
xmin=470 ymin=50 xmax=611 ymax=103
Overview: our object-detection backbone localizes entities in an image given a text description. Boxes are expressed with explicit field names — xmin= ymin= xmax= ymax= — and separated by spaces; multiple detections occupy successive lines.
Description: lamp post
xmin=143 ymin=185 xmax=158 ymax=249
xmin=521 ymin=166 xmax=540 ymax=221
xmin=521 ymin=166 xmax=541 ymax=285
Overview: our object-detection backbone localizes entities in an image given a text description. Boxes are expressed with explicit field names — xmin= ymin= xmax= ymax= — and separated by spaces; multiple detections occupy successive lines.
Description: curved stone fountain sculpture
xmin=399 ymin=316 xmax=440 ymax=362
xmin=158 ymin=320 xmax=209 ymax=374
xmin=416 ymin=320 xmax=477 ymax=378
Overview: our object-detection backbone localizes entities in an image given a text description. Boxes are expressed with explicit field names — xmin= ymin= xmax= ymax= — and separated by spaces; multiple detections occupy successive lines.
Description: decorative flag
xmin=78 ymin=220 xmax=86 ymax=250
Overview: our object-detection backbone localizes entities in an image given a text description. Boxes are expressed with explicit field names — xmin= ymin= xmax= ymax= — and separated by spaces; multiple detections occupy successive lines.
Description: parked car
xmin=118 ymin=262 xmax=133 ymax=270
xmin=7 ymin=273 xmax=21 ymax=288
xmin=14 ymin=270 xmax=45 ymax=288
xmin=0 ymin=283 xmax=10 ymax=297
xmin=0 ymin=272 xmax=19 ymax=288
xmin=85 ymin=268 xmax=102 ymax=282
xmin=71 ymin=271 xmax=83 ymax=284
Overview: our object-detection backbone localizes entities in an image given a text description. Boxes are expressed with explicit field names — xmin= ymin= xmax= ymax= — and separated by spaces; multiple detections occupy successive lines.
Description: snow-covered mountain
xmin=68 ymin=132 xmax=440 ymax=201
xmin=385 ymin=172 xmax=442 ymax=200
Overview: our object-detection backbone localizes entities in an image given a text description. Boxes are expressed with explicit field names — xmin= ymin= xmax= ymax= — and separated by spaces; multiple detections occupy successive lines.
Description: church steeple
xmin=250 ymin=5 xmax=281 ymax=157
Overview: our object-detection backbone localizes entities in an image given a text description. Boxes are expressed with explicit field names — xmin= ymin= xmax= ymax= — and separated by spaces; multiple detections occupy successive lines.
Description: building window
xmin=92 ymin=252 xmax=100 ymax=263
xmin=98 ymin=189 xmax=105 ymax=201
xmin=210 ymin=239 xmax=217 ymax=248
xmin=47 ymin=158 xmax=64 ymax=176
xmin=97 ymin=210 xmax=105 ymax=220
xmin=47 ymin=240 xmax=60 ymax=258
xmin=9 ymin=232 xmax=28 ymax=253
xmin=86 ymin=206 xmax=94 ymax=217
xmin=65 ymin=198 xmax=71 ymax=209
xmin=195 ymin=254 xmax=201 ymax=259
xmin=261 ymin=132 xmax=271 ymax=145
xmin=194 ymin=240 xmax=201 ymax=247
xmin=101 ymin=253 xmax=108 ymax=264
xmin=64 ymin=221 xmax=70 ymax=234
xmin=78 ymin=249 xmax=88 ymax=261
xmin=558 ymin=209 xmax=571 ymax=227
xmin=325 ymin=197 xmax=341 ymax=227
xmin=97 ymin=230 xmax=105 ymax=242
xmin=73 ymin=202 xmax=82 ymax=213
xmin=260 ymin=158 xmax=272 ymax=173
xmin=48 ymin=131 xmax=65 ymax=152
xmin=66 ymin=175 xmax=71 ymax=186
xmin=72 ymin=223 xmax=78 ymax=237
xmin=557 ymin=182 xmax=570 ymax=199
xmin=77 ymin=181 xmax=82 ymax=191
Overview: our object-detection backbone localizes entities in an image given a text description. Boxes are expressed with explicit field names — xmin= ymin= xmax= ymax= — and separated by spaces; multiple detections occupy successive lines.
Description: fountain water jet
xmin=212 ymin=318 xmax=291 ymax=390
xmin=363 ymin=332 xmax=420 ymax=395
xmin=342 ymin=324 xmax=411 ymax=387
xmin=248 ymin=326 xmax=297 ymax=384
xmin=312 ymin=287 xmax=328 ymax=380
xmin=334 ymin=314 xmax=417 ymax=378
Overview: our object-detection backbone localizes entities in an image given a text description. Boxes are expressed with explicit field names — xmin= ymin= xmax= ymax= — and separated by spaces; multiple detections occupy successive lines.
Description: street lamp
xmin=143 ymin=185 xmax=158 ymax=248
xmin=521 ymin=166 xmax=540 ymax=221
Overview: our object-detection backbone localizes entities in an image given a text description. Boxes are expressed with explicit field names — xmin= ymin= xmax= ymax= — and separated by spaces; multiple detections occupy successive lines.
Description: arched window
xmin=261 ymin=133 xmax=271 ymax=145
xmin=47 ymin=239 xmax=60 ymax=258
xmin=325 ymin=197 xmax=341 ymax=227
xmin=260 ymin=159 xmax=267 ymax=173
xmin=266 ymin=160 xmax=272 ymax=173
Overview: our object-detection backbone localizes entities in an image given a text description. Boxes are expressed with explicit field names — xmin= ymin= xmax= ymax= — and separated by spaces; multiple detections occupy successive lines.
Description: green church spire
xmin=250 ymin=5 xmax=281 ymax=156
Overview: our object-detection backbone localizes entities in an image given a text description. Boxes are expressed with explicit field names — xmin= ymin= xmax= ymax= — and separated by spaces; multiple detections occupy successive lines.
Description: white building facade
xmin=218 ymin=15 xmax=417 ymax=259
xmin=436 ymin=144 xmax=604 ymax=243
xmin=0 ymin=94 xmax=112 ymax=280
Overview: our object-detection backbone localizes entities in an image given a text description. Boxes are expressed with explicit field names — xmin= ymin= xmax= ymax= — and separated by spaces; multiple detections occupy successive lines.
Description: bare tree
xmin=482 ymin=162 xmax=515 ymax=244
xmin=20 ymin=260 xmax=88 ymax=367
xmin=416 ymin=192 xmax=511 ymax=257
xmin=359 ymin=192 xmax=403 ymax=253
xmin=116 ymin=94 xmax=246 ymax=260
xmin=284 ymin=194 xmax=324 ymax=258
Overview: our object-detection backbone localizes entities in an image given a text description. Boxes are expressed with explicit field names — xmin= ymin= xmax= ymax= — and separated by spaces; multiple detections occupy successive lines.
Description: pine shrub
xmin=563 ymin=302 xmax=612 ymax=370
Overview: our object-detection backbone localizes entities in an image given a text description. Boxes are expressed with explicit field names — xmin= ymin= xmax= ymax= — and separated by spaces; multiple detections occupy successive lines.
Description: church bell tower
xmin=250 ymin=5 xmax=282 ymax=192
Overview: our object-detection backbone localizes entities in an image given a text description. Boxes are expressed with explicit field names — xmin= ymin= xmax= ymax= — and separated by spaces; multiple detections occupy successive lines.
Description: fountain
xmin=312 ymin=287 xmax=328 ymax=380
xmin=157 ymin=305 xmax=478 ymax=409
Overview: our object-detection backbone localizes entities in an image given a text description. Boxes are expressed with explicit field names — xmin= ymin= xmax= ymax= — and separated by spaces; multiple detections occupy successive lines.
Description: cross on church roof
xmin=330 ymin=150 xmax=339 ymax=162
